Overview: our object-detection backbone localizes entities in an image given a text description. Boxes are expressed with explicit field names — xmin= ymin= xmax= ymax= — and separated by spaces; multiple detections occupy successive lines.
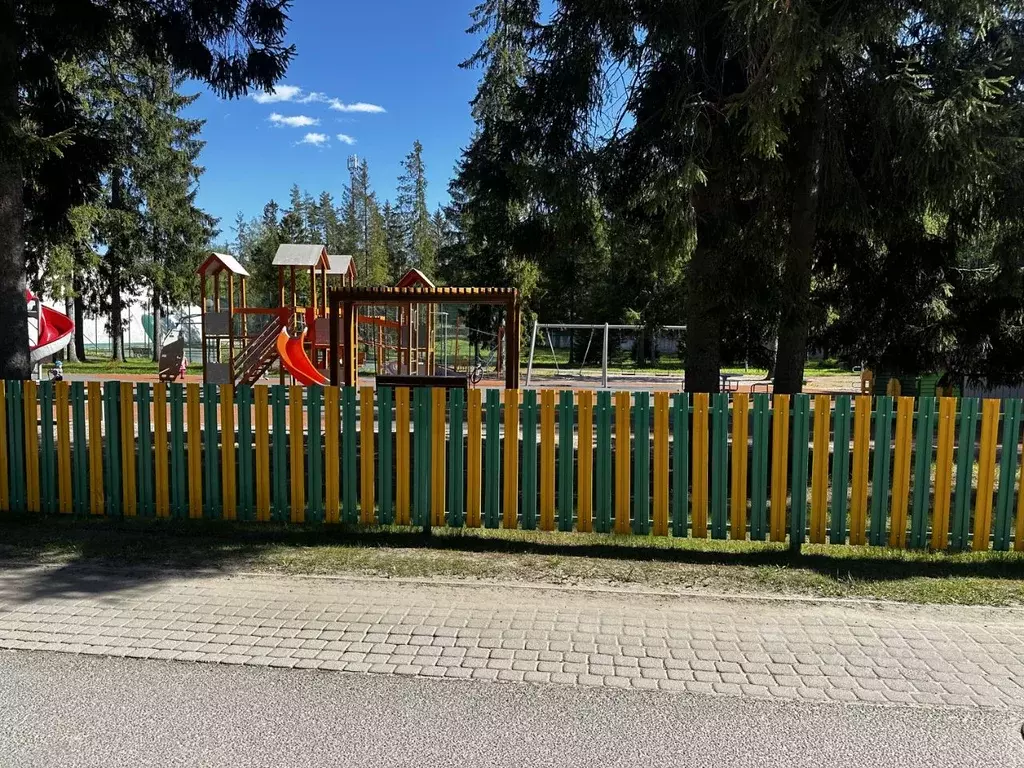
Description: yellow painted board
xmin=730 ymin=393 xmax=750 ymax=540
xmin=324 ymin=387 xmax=340 ymax=523
xmin=186 ymin=383 xmax=202 ymax=519
xmin=769 ymin=395 xmax=790 ymax=542
xmin=56 ymin=382 xmax=72 ymax=514
xmin=809 ymin=395 xmax=830 ymax=544
xmin=360 ymin=386 xmax=376 ymax=525
xmin=888 ymin=396 xmax=914 ymax=548
xmin=577 ymin=391 xmax=594 ymax=533
xmin=540 ymin=390 xmax=556 ymax=531
xmin=254 ymin=386 xmax=271 ymax=522
xmin=973 ymin=398 xmax=1000 ymax=551
xmin=87 ymin=381 xmax=104 ymax=516
xmin=431 ymin=388 xmax=446 ymax=527
xmin=288 ymin=386 xmax=305 ymax=523
xmin=154 ymin=384 xmax=169 ymax=517
xmin=23 ymin=381 xmax=40 ymax=513
xmin=849 ymin=396 xmax=871 ymax=546
xmin=466 ymin=388 xmax=482 ymax=528
xmin=614 ymin=391 xmax=632 ymax=535
xmin=691 ymin=393 xmax=709 ymax=538
xmin=221 ymin=385 xmax=236 ymax=521
xmin=0 ymin=381 xmax=7 ymax=511
xmin=653 ymin=391 xmax=670 ymax=537
xmin=119 ymin=382 xmax=137 ymax=517
xmin=395 ymin=388 xmax=411 ymax=526
xmin=931 ymin=398 xmax=956 ymax=550
xmin=503 ymin=390 xmax=519 ymax=529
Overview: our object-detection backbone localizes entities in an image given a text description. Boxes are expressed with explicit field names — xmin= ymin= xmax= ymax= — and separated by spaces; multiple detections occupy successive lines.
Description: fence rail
xmin=1 ymin=380 xmax=1022 ymax=552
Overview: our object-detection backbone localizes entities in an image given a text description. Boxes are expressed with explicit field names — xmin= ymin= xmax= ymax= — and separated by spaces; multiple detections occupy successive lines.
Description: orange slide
xmin=276 ymin=328 xmax=329 ymax=386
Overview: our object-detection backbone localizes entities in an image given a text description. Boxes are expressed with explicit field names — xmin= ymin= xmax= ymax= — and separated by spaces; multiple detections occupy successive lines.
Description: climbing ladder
xmin=232 ymin=310 xmax=291 ymax=387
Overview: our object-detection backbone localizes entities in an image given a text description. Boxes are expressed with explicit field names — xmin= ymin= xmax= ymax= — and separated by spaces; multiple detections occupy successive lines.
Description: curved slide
xmin=276 ymin=328 xmax=329 ymax=386
xmin=26 ymin=291 xmax=74 ymax=364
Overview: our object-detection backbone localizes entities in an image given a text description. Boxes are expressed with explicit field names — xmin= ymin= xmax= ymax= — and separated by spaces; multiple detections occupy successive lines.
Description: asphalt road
xmin=2 ymin=650 xmax=1022 ymax=768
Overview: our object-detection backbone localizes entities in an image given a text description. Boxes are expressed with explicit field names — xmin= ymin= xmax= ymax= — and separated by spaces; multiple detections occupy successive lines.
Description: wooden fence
xmin=1 ymin=380 xmax=1022 ymax=552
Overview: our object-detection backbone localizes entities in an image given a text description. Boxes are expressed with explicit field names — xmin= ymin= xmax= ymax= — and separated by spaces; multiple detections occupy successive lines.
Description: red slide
xmin=276 ymin=327 xmax=329 ymax=386
xmin=26 ymin=291 xmax=74 ymax=365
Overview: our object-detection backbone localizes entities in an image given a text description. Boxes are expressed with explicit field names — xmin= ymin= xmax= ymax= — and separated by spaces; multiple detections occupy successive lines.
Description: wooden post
xmin=506 ymin=295 xmax=520 ymax=390
xmin=329 ymin=293 xmax=340 ymax=386
xmin=343 ymin=300 xmax=358 ymax=387
xmin=311 ymin=265 xmax=317 ymax=318
xmin=278 ymin=267 xmax=285 ymax=308
xmin=227 ymin=275 xmax=235 ymax=377
xmin=199 ymin=276 xmax=207 ymax=383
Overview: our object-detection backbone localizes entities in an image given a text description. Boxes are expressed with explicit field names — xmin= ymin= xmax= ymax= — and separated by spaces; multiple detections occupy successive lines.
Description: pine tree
xmin=381 ymin=201 xmax=408 ymax=279
xmin=397 ymin=140 xmax=436 ymax=277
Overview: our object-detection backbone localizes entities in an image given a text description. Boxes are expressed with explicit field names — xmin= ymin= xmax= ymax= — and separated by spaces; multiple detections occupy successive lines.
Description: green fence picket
xmin=409 ymin=388 xmax=426 ymax=527
xmin=100 ymin=382 xmax=120 ymax=517
xmin=596 ymin=391 xmax=613 ymax=534
xmin=790 ymin=394 xmax=811 ymax=545
xmin=71 ymin=382 xmax=88 ymax=516
xmin=236 ymin=386 xmax=253 ymax=521
xmin=710 ymin=392 xmax=729 ymax=539
xmin=521 ymin=390 xmax=539 ymax=530
xmin=993 ymin=399 xmax=1023 ymax=551
xmin=342 ymin=386 xmax=358 ymax=525
xmin=632 ymin=391 xmax=651 ymax=535
xmin=202 ymin=384 xmax=220 ymax=518
xmin=869 ymin=396 xmax=894 ymax=546
xmin=749 ymin=394 xmax=770 ymax=541
xmin=38 ymin=381 xmax=55 ymax=513
xmin=951 ymin=397 xmax=980 ymax=550
xmin=306 ymin=386 xmax=323 ymax=523
xmin=448 ymin=389 xmax=465 ymax=527
xmin=378 ymin=387 xmax=394 ymax=525
xmin=671 ymin=393 xmax=689 ymax=537
xmin=830 ymin=395 xmax=852 ymax=545
xmin=558 ymin=390 xmax=575 ymax=532
xmin=483 ymin=389 xmax=501 ymax=528
xmin=909 ymin=397 xmax=937 ymax=549
xmin=269 ymin=385 xmax=287 ymax=521
xmin=7 ymin=380 xmax=25 ymax=513
xmin=137 ymin=383 xmax=153 ymax=517
xmin=169 ymin=383 xmax=186 ymax=518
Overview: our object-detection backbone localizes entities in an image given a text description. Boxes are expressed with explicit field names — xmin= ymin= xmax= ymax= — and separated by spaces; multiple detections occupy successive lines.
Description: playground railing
xmin=0 ymin=380 xmax=1021 ymax=552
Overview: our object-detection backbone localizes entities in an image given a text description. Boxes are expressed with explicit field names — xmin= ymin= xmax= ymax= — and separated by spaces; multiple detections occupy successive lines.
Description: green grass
xmin=2 ymin=515 xmax=1023 ymax=606
xmin=62 ymin=359 xmax=199 ymax=376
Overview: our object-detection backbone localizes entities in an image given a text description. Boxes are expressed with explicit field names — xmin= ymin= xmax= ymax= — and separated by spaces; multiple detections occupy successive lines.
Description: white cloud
xmin=299 ymin=132 xmax=329 ymax=146
xmin=336 ymin=133 xmax=357 ymax=145
xmin=252 ymin=84 xmax=303 ymax=104
xmin=298 ymin=91 xmax=328 ymax=104
xmin=269 ymin=112 xmax=319 ymax=128
xmin=329 ymin=100 xmax=386 ymax=114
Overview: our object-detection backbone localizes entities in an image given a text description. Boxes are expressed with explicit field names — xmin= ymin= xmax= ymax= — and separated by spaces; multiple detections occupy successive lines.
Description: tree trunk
xmin=0 ymin=5 xmax=30 ymax=380
xmin=108 ymin=171 xmax=125 ymax=362
xmin=64 ymin=296 xmax=78 ymax=362
xmin=151 ymin=288 xmax=162 ymax=363
xmin=774 ymin=73 xmax=827 ymax=395
xmin=684 ymin=244 xmax=722 ymax=393
xmin=73 ymin=293 xmax=88 ymax=362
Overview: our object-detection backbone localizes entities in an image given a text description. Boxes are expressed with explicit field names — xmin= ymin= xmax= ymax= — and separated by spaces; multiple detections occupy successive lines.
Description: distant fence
xmin=1 ymin=380 xmax=1022 ymax=552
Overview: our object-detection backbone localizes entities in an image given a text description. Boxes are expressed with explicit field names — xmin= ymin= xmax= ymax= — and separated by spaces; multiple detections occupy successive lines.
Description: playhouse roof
xmin=197 ymin=252 xmax=249 ymax=278
xmin=396 ymin=267 xmax=435 ymax=289
xmin=327 ymin=254 xmax=355 ymax=276
xmin=273 ymin=243 xmax=329 ymax=268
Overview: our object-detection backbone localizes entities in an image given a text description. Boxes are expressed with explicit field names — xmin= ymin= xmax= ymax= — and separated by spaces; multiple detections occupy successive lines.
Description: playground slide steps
xmin=233 ymin=313 xmax=289 ymax=387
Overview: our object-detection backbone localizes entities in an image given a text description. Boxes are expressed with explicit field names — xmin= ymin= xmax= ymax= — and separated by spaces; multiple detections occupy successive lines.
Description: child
xmin=178 ymin=357 xmax=187 ymax=381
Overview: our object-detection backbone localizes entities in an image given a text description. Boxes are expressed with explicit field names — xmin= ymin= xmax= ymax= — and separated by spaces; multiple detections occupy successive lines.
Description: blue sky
xmin=188 ymin=1 xmax=484 ymax=242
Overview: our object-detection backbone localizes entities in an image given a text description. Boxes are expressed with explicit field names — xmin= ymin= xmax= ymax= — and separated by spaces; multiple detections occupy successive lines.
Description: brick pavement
xmin=0 ymin=565 xmax=1022 ymax=709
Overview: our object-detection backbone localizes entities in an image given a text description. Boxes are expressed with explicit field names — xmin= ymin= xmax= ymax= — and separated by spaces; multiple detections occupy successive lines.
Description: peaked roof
xmin=327 ymin=254 xmax=355 ymax=276
xmin=396 ymin=267 xmax=435 ymax=289
xmin=197 ymin=252 xmax=249 ymax=278
xmin=273 ymin=243 xmax=329 ymax=267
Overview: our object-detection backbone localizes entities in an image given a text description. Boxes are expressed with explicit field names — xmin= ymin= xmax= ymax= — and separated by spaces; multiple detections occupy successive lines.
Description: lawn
xmin=2 ymin=516 xmax=1022 ymax=606
xmin=63 ymin=359 xmax=200 ymax=376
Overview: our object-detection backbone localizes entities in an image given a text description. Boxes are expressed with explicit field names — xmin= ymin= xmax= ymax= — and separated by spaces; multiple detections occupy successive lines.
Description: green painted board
xmin=448 ymin=389 xmax=465 ymax=527
xmin=595 ymin=391 xmax=613 ymax=534
xmin=869 ymin=396 xmax=895 ymax=547
xmin=749 ymin=394 xmax=770 ymax=541
xmin=993 ymin=399 xmax=1023 ymax=551
xmin=558 ymin=390 xmax=575 ymax=532
xmin=951 ymin=398 xmax=980 ymax=550
xmin=909 ymin=397 xmax=937 ymax=549
xmin=102 ymin=381 xmax=122 ymax=517
xmin=378 ymin=387 xmax=394 ymax=525
xmin=7 ymin=380 xmax=25 ymax=513
xmin=830 ymin=395 xmax=852 ymax=545
xmin=520 ymin=391 xmax=538 ymax=530
xmin=710 ymin=392 xmax=729 ymax=539
xmin=342 ymin=387 xmax=358 ymax=525
xmin=137 ymin=384 xmax=153 ymax=517
xmin=38 ymin=381 xmax=55 ymax=513
xmin=203 ymin=384 xmax=220 ymax=518
xmin=236 ymin=386 xmax=253 ymax=521
xmin=632 ymin=391 xmax=651 ymax=535
xmin=411 ymin=388 xmax=431 ymax=527
xmin=271 ymin=386 xmax=288 ymax=522
xmin=169 ymin=384 xmax=186 ymax=518
xmin=790 ymin=395 xmax=811 ymax=545
xmin=483 ymin=389 xmax=500 ymax=528
xmin=671 ymin=393 xmax=689 ymax=537
xmin=307 ymin=386 xmax=323 ymax=523
xmin=71 ymin=382 xmax=88 ymax=516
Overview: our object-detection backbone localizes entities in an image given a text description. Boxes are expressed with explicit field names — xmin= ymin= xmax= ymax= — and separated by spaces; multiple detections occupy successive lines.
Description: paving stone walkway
xmin=1 ymin=565 xmax=1022 ymax=710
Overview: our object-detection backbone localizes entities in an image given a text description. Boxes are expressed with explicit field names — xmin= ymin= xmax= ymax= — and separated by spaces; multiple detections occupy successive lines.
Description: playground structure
xmin=197 ymin=245 xmax=519 ymax=388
